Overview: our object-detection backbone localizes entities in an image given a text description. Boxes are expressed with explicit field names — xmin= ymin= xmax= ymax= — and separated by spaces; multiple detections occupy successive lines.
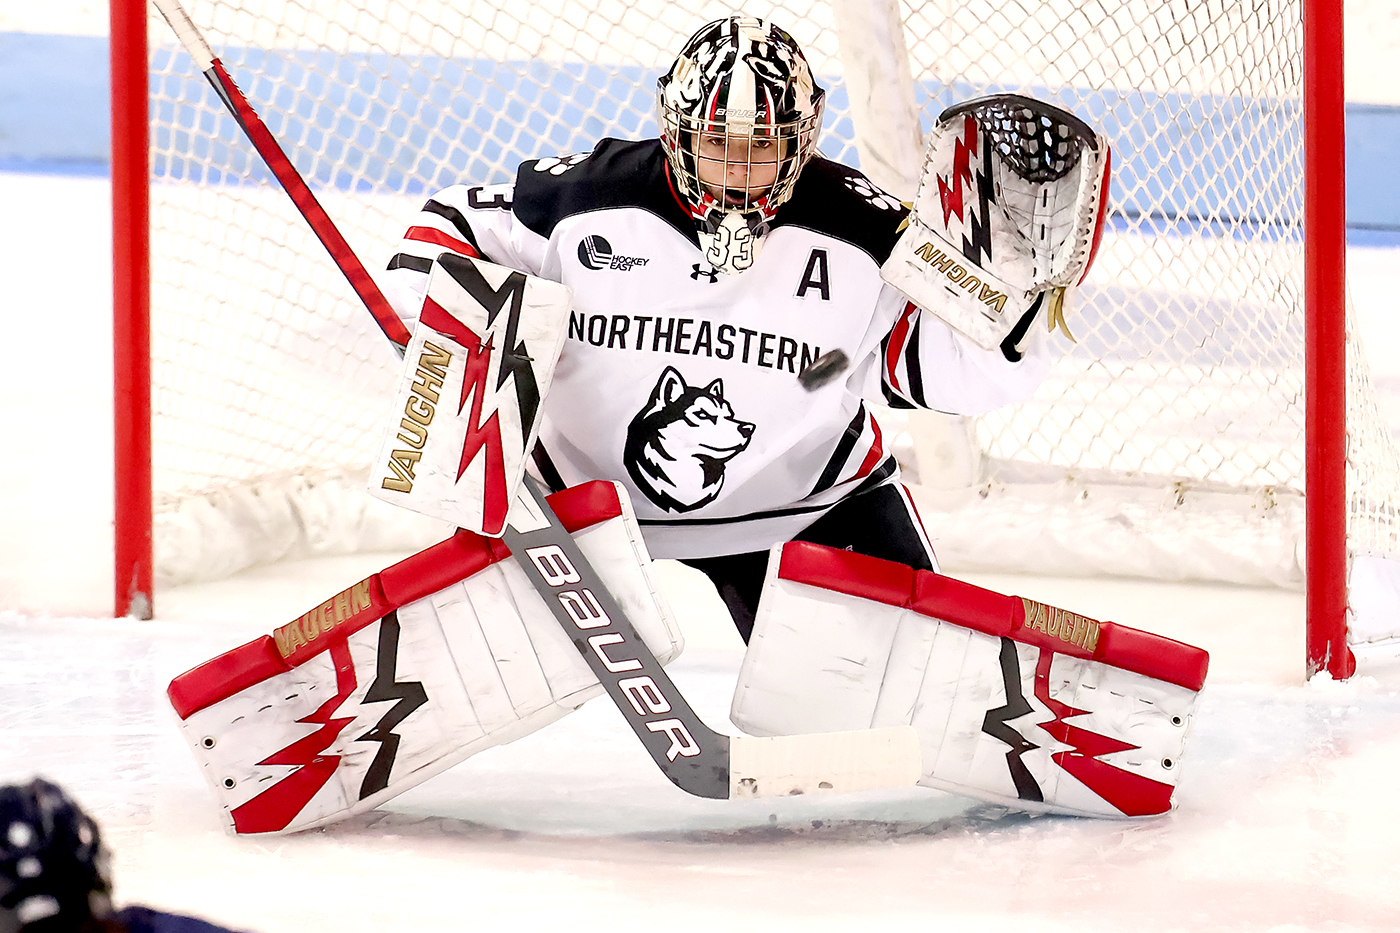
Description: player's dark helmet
xmin=657 ymin=16 xmax=826 ymax=226
xmin=0 ymin=778 xmax=112 ymax=933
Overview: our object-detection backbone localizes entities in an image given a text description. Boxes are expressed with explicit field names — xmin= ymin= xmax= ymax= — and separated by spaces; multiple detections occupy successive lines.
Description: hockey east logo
xmin=577 ymin=235 xmax=650 ymax=272
xmin=624 ymin=367 xmax=755 ymax=512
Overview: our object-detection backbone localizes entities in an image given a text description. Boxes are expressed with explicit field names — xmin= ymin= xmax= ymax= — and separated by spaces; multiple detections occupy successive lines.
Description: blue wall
xmin=1 ymin=31 xmax=1395 ymax=232
xmin=0 ymin=33 xmax=111 ymax=167
xmin=1345 ymin=105 xmax=1400 ymax=235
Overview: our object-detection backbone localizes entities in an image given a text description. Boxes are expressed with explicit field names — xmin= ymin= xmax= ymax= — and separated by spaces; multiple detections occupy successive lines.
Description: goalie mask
xmin=657 ymin=16 xmax=825 ymax=274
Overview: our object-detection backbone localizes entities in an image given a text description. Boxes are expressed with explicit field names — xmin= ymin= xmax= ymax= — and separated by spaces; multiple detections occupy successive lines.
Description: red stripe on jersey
xmin=405 ymin=225 xmax=481 ymax=257
xmin=896 ymin=483 xmax=937 ymax=565
xmin=846 ymin=413 xmax=885 ymax=484
xmin=885 ymin=302 xmax=917 ymax=392
xmin=899 ymin=483 xmax=928 ymax=533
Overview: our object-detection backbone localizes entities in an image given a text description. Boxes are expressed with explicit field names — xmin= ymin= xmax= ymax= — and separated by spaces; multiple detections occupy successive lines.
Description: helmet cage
xmin=657 ymin=17 xmax=826 ymax=225
xmin=658 ymin=104 xmax=824 ymax=221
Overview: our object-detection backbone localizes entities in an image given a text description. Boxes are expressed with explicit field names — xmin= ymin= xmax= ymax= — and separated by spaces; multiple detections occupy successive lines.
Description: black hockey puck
xmin=797 ymin=349 xmax=850 ymax=391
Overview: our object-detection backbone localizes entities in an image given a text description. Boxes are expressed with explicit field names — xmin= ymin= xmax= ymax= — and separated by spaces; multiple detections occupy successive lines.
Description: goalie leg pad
xmin=168 ymin=481 xmax=682 ymax=834
xmin=730 ymin=542 xmax=1207 ymax=818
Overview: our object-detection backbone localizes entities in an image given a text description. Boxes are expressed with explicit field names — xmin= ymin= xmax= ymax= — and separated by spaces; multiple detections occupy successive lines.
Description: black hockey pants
xmin=680 ymin=483 xmax=937 ymax=643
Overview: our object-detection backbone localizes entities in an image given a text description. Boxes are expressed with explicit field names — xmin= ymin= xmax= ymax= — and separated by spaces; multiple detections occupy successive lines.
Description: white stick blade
xmin=727 ymin=726 xmax=922 ymax=798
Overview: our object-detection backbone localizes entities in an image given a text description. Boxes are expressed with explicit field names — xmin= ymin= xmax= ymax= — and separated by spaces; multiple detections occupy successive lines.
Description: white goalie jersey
xmin=383 ymin=139 xmax=1050 ymax=559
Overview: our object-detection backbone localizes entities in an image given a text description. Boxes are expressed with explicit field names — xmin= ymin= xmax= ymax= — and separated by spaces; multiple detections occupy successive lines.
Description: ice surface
xmin=5 ymin=173 xmax=1400 ymax=932
xmin=3 ymin=606 xmax=1400 ymax=933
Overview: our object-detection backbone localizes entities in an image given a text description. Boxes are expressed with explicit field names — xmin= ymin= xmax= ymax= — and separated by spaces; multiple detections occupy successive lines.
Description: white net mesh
xmin=147 ymin=0 xmax=862 ymax=583
xmin=886 ymin=0 xmax=1400 ymax=610
xmin=145 ymin=0 xmax=1400 ymax=615
xmin=886 ymin=0 xmax=1310 ymax=588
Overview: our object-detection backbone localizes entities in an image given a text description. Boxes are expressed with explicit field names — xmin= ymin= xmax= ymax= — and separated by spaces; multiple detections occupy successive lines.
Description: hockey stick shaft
xmin=502 ymin=476 xmax=731 ymax=796
xmin=150 ymin=0 xmax=411 ymax=351
xmin=153 ymin=0 xmax=920 ymax=799
xmin=500 ymin=480 xmax=920 ymax=798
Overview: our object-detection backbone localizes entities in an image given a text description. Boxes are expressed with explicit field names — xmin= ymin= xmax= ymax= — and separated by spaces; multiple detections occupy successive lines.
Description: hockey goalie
xmin=167 ymin=256 xmax=1205 ymax=832
xmin=165 ymin=12 xmax=1206 ymax=832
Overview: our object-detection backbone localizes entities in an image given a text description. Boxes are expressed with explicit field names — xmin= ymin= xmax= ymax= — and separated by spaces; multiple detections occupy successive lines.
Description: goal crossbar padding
xmin=167 ymin=480 xmax=631 ymax=720
xmin=776 ymin=542 xmax=1208 ymax=692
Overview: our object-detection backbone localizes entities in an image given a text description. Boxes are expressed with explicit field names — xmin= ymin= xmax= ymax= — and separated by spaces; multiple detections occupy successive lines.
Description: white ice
xmin=4 ymin=170 xmax=1400 ymax=932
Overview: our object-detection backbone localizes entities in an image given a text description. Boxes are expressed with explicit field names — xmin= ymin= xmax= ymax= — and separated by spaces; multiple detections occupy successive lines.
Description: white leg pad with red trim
xmin=730 ymin=542 xmax=1209 ymax=818
xmin=167 ymin=482 xmax=681 ymax=835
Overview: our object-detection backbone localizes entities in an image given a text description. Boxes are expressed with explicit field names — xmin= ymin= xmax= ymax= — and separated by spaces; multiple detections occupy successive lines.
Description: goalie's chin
xmin=705 ymin=186 xmax=770 ymax=209
xmin=722 ymin=190 xmax=760 ymax=207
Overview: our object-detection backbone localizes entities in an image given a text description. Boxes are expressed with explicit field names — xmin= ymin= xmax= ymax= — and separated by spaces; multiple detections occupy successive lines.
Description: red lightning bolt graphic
xmin=1033 ymin=650 xmax=1174 ymax=816
xmin=420 ymin=295 xmax=512 ymax=535
xmin=937 ymin=115 xmax=979 ymax=228
xmin=455 ymin=332 xmax=509 ymax=534
xmin=230 ymin=641 xmax=359 ymax=833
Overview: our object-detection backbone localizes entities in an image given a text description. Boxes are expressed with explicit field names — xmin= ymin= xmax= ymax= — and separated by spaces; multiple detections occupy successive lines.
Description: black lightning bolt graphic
xmin=438 ymin=253 xmax=541 ymax=427
xmin=962 ymin=130 xmax=995 ymax=267
xmin=981 ymin=637 xmax=1044 ymax=802
xmin=355 ymin=612 xmax=428 ymax=800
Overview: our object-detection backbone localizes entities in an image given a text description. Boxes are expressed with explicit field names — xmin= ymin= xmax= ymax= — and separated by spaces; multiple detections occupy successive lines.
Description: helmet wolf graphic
xmin=657 ymin=16 xmax=825 ymax=273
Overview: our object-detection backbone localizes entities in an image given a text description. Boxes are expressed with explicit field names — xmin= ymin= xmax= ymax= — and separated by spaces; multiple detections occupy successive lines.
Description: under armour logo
xmin=690 ymin=264 xmax=719 ymax=283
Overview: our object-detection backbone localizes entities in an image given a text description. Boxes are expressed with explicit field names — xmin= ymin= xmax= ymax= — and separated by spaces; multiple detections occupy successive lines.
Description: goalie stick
xmin=152 ymin=0 xmax=921 ymax=800
xmin=150 ymin=0 xmax=410 ymax=353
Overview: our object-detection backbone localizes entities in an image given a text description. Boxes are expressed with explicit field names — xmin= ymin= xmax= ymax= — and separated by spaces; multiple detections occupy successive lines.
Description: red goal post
xmin=1303 ymin=0 xmax=1348 ymax=678
xmin=111 ymin=0 xmax=1363 ymax=678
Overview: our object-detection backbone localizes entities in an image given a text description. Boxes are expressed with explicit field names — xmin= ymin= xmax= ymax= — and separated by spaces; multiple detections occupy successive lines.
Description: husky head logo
xmin=624 ymin=367 xmax=755 ymax=512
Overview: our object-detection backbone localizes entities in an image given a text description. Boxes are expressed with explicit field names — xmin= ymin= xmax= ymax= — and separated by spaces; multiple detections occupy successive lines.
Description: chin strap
xmin=666 ymin=165 xmax=774 ymax=276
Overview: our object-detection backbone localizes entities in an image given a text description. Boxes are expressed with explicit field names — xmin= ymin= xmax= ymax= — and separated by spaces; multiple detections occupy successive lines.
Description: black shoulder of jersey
xmin=513 ymin=138 xmax=698 ymax=244
xmin=774 ymin=158 xmax=909 ymax=264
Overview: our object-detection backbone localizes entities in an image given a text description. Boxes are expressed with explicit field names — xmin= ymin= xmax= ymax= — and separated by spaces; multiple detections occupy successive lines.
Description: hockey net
xmin=138 ymin=0 xmax=1400 ymax=652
